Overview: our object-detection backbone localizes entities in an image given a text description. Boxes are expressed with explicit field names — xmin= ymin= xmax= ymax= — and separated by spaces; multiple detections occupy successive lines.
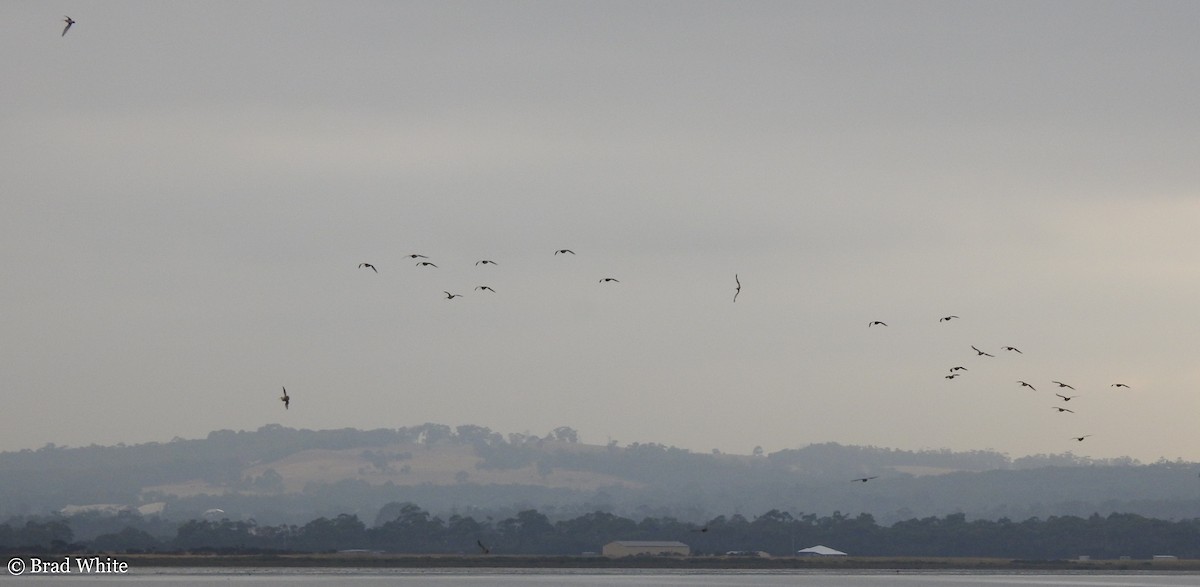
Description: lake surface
xmin=4 ymin=568 xmax=1199 ymax=586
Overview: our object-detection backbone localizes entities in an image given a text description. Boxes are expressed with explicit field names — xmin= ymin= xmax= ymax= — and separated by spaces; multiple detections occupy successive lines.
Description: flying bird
xmin=599 ymin=278 xmax=620 ymax=283
xmin=475 ymin=260 xmax=498 ymax=266
xmin=1051 ymin=406 xmax=1075 ymax=413
xmin=868 ymin=321 xmax=888 ymax=327
xmin=971 ymin=345 xmax=994 ymax=357
xmin=733 ymin=274 xmax=741 ymax=303
xmin=1071 ymin=435 xmax=1093 ymax=442
xmin=1002 ymin=346 xmax=1022 ymax=354
xmin=474 ymin=286 xmax=496 ymax=292
xmin=358 ymin=263 xmax=377 ymax=273
xmin=1018 ymin=381 xmax=1036 ymax=390
xmin=443 ymin=291 xmax=462 ymax=299
xmin=280 ymin=387 xmax=290 ymax=410
xmin=554 ymin=249 xmax=575 ymax=255
xmin=62 ymin=16 xmax=75 ymax=37
xmin=939 ymin=315 xmax=959 ymax=322
xmin=1055 ymin=393 xmax=1077 ymax=402
xmin=416 ymin=262 xmax=438 ymax=268
xmin=1052 ymin=381 xmax=1075 ymax=390
xmin=691 ymin=526 xmax=709 ymax=533
xmin=949 ymin=366 xmax=968 ymax=372
xmin=1111 ymin=383 xmax=1131 ymax=389
xmin=945 ymin=374 xmax=961 ymax=380
xmin=476 ymin=540 xmax=490 ymax=554
xmin=851 ymin=476 xmax=879 ymax=483
xmin=406 ymin=254 xmax=428 ymax=259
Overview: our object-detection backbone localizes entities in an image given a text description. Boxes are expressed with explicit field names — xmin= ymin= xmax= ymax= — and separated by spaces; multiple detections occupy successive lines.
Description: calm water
xmin=3 ymin=568 xmax=1198 ymax=586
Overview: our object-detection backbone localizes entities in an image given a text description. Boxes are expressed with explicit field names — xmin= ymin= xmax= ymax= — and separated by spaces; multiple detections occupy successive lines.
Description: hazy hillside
xmin=2 ymin=424 xmax=1198 ymax=525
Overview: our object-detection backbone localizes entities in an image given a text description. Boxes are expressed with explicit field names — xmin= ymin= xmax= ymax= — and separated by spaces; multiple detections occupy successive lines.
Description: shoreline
xmin=56 ymin=553 xmax=1200 ymax=571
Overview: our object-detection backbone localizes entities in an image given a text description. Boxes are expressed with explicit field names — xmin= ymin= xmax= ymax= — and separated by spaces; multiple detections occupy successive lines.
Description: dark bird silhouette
xmin=62 ymin=16 xmax=75 ymax=37
xmin=416 ymin=262 xmax=438 ymax=268
xmin=476 ymin=540 xmax=490 ymax=554
xmin=358 ymin=263 xmax=377 ymax=273
xmin=475 ymin=286 xmax=496 ymax=292
xmin=406 ymin=254 xmax=428 ymax=259
xmin=950 ymin=366 xmax=968 ymax=372
xmin=734 ymin=274 xmax=741 ymax=303
xmin=939 ymin=315 xmax=959 ymax=322
xmin=868 ymin=321 xmax=887 ymax=327
xmin=1056 ymin=393 xmax=1077 ymax=402
xmin=599 ymin=278 xmax=620 ymax=283
xmin=1002 ymin=346 xmax=1022 ymax=353
xmin=1052 ymin=381 xmax=1075 ymax=390
xmin=554 ymin=249 xmax=575 ymax=255
xmin=851 ymin=476 xmax=879 ymax=483
xmin=280 ymin=387 xmax=289 ymax=410
xmin=1071 ymin=434 xmax=1093 ymax=442
xmin=1018 ymin=381 xmax=1036 ymax=390
xmin=1111 ymin=383 xmax=1131 ymax=389
xmin=1051 ymin=406 xmax=1075 ymax=413
xmin=971 ymin=345 xmax=994 ymax=357
xmin=945 ymin=374 xmax=961 ymax=379
xmin=691 ymin=527 xmax=709 ymax=533
xmin=475 ymin=260 xmax=498 ymax=266
xmin=443 ymin=291 xmax=462 ymax=299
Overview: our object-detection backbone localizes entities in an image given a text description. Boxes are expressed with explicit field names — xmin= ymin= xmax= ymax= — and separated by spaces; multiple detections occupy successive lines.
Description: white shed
xmin=796 ymin=544 xmax=847 ymax=556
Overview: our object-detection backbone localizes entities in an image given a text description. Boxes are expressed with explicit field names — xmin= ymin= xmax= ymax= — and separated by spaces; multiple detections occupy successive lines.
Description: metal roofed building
xmin=602 ymin=540 xmax=690 ymax=557
xmin=796 ymin=545 xmax=848 ymax=556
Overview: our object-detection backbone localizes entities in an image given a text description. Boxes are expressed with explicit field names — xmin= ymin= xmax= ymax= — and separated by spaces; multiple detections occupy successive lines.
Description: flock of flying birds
xmin=354 ymin=250 xmax=630 ymax=301
xmin=856 ymin=315 xmax=1138 ymax=482
xmin=274 ymin=250 xmax=745 ymax=411
xmin=274 ymin=246 xmax=1142 ymax=485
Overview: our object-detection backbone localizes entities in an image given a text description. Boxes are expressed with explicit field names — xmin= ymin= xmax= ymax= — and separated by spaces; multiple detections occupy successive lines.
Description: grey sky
xmin=3 ymin=1 xmax=1199 ymax=462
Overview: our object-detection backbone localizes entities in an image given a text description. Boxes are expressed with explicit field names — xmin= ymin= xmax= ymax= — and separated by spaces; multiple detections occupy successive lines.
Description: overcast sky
xmin=4 ymin=1 xmax=1199 ymax=463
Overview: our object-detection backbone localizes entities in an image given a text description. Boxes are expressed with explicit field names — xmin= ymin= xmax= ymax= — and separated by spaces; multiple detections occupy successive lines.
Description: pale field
xmin=142 ymin=440 xmax=642 ymax=498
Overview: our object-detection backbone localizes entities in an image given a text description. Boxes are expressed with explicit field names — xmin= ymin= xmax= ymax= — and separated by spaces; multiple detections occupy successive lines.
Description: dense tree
xmin=554 ymin=511 xmax=638 ymax=554
xmin=551 ymin=427 xmax=579 ymax=443
xmin=445 ymin=514 xmax=491 ymax=553
xmin=173 ymin=519 xmax=260 ymax=550
xmin=371 ymin=505 xmax=443 ymax=553
xmin=296 ymin=514 xmax=366 ymax=551
xmin=498 ymin=509 xmax=556 ymax=554
xmin=7 ymin=506 xmax=1200 ymax=558
xmin=91 ymin=526 xmax=161 ymax=552
xmin=0 ymin=519 xmax=74 ymax=550
xmin=455 ymin=425 xmax=502 ymax=447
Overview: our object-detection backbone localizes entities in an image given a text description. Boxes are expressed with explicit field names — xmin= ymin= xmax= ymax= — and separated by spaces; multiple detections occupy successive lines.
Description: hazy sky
xmin=4 ymin=1 xmax=1200 ymax=463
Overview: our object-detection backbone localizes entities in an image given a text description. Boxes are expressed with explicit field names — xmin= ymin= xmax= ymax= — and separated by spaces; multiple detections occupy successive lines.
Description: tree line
xmin=3 ymin=505 xmax=1198 ymax=559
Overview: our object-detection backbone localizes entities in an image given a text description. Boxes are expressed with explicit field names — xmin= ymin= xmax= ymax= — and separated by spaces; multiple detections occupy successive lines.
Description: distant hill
xmin=2 ymin=423 xmax=1198 ymax=525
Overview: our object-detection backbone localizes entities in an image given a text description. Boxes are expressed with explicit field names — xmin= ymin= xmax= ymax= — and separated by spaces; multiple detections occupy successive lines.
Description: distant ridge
xmin=2 ymin=424 xmax=1197 ymax=525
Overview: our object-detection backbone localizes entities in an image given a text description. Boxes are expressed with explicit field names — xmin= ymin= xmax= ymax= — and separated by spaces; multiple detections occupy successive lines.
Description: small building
xmin=796 ymin=545 xmax=847 ymax=556
xmin=602 ymin=540 xmax=690 ymax=557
